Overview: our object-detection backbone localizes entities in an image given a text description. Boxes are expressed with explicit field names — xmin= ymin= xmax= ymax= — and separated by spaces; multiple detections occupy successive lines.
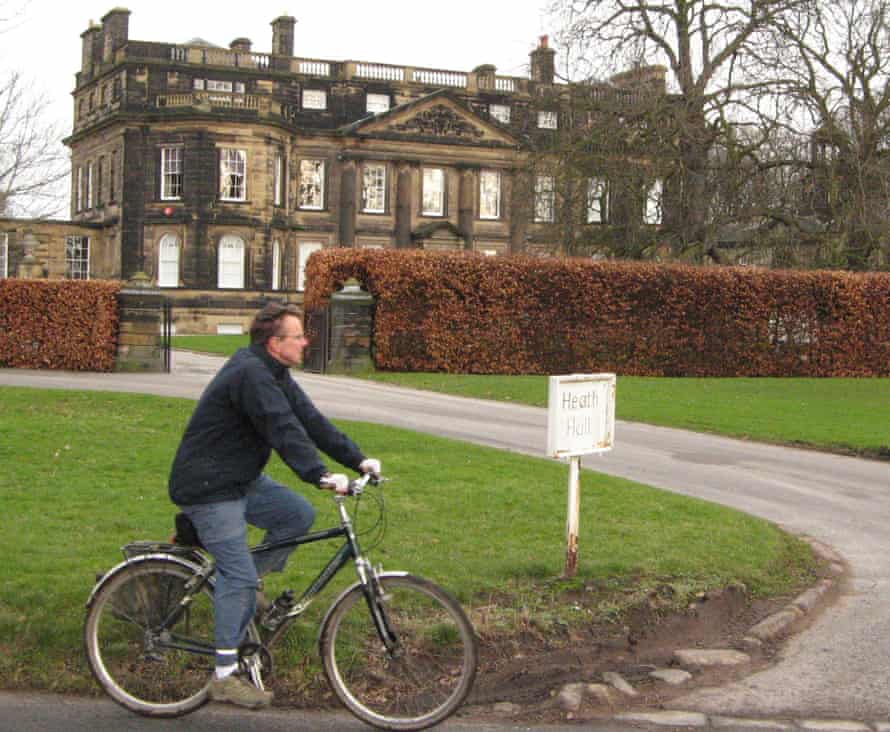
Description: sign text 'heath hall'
xmin=562 ymin=389 xmax=599 ymax=438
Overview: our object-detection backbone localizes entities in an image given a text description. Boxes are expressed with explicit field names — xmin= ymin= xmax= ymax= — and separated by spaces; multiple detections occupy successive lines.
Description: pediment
xmin=344 ymin=92 xmax=519 ymax=147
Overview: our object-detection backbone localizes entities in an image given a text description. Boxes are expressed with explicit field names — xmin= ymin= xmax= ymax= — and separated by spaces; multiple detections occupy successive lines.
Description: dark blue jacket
xmin=168 ymin=344 xmax=366 ymax=505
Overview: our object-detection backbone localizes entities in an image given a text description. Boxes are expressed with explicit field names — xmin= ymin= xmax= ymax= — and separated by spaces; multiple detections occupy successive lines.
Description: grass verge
xmin=1 ymin=386 xmax=816 ymax=694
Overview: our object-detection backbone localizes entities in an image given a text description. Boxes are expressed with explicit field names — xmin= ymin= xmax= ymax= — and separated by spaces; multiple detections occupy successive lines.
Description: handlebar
xmin=348 ymin=472 xmax=385 ymax=496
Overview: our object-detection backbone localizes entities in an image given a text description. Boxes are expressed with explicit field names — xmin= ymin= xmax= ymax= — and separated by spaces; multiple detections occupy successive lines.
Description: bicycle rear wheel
xmin=320 ymin=573 xmax=477 ymax=731
xmin=84 ymin=558 xmax=256 ymax=717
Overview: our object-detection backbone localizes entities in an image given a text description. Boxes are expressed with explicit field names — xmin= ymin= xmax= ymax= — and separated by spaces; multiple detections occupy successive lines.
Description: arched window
xmin=218 ymin=235 xmax=245 ymax=289
xmin=158 ymin=234 xmax=180 ymax=287
xmin=271 ymin=239 xmax=281 ymax=291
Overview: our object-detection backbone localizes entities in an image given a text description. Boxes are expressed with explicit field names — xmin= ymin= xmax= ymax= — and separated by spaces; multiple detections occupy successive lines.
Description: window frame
xmin=362 ymin=162 xmax=387 ymax=214
xmin=271 ymin=239 xmax=281 ymax=291
xmin=217 ymin=234 xmax=245 ymax=289
xmin=75 ymin=167 xmax=83 ymax=212
xmin=0 ymin=233 xmax=7 ymax=279
xmin=157 ymin=233 xmax=180 ymax=288
xmin=65 ymin=235 xmax=90 ymax=280
xmin=109 ymin=150 xmax=117 ymax=203
xmin=479 ymin=169 xmax=501 ymax=220
xmin=273 ymin=150 xmax=285 ymax=208
xmin=86 ymin=163 xmax=93 ymax=210
xmin=537 ymin=110 xmax=558 ymax=129
xmin=298 ymin=159 xmax=325 ymax=210
xmin=302 ymin=89 xmax=327 ymax=110
xmin=366 ymin=93 xmax=390 ymax=114
xmin=160 ymin=146 xmax=184 ymax=201
xmin=534 ymin=174 xmax=556 ymax=223
xmin=490 ymin=103 xmax=511 ymax=124
xmin=219 ymin=148 xmax=247 ymax=202
xmin=421 ymin=167 xmax=446 ymax=217
xmin=297 ymin=241 xmax=324 ymax=292
xmin=587 ymin=177 xmax=609 ymax=224
xmin=644 ymin=178 xmax=664 ymax=225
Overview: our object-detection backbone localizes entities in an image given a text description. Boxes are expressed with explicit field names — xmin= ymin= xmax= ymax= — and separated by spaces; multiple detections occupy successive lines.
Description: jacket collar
xmin=249 ymin=342 xmax=289 ymax=380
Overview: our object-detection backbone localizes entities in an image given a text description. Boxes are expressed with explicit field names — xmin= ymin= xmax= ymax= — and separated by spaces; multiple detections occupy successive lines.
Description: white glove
xmin=319 ymin=473 xmax=350 ymax=495
xmin=359 ymin=458 xmax=381 ymax=476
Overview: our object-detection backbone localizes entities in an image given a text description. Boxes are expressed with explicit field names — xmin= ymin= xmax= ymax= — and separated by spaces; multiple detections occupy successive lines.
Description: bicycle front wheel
xmin=320 ymin=573 xmax=477 ymax=731
xmin=84 ymin=558 xmax=226 ymax=717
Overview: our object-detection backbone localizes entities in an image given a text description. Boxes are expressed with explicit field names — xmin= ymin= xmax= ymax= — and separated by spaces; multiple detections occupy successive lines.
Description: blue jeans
xmin=181 ymin=475 xmax=316 ymax=666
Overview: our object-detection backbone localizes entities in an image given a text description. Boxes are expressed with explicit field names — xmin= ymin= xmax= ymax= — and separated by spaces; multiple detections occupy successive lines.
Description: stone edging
xmin=541 ymin=536 xmax=847 ymax=717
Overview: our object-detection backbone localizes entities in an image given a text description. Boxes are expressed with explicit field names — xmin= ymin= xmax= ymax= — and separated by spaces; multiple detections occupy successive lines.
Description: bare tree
xmin=0 ymin=69 xmax=68 ymax=218
xmin=548 ymin=0 xmax=811 ymax=254
xmin=763 ymin=0 xmax=890 ymax=269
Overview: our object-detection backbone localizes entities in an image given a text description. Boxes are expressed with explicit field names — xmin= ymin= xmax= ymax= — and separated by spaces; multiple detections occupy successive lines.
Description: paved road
xmin=2 ymin=351 xmax=890 ymax=727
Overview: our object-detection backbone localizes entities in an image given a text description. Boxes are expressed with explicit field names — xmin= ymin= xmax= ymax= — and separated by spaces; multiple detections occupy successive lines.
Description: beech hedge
xmin=0 ymin=280 xmax=121 ymax=371
xmin=308 ymin=248 xmax=890 ymax=377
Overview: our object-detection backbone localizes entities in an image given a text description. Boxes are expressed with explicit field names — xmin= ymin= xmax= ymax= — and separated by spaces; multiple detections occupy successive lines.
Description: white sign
xmin=547 ymin=373 xmax=616 ymax=458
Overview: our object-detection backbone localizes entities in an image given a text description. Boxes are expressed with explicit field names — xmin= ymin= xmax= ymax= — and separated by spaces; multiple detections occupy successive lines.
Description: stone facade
xmin=1 ymin=9 xmax=668 ymax=333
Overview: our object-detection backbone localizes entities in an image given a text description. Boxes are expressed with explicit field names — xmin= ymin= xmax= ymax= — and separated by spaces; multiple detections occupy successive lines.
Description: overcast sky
xmin=2 ymin=0 xmax=555 ymax=132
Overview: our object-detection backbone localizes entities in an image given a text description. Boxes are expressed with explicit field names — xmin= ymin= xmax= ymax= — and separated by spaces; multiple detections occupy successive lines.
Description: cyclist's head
xmin=250 ymin=303 xmax=303 ymax=346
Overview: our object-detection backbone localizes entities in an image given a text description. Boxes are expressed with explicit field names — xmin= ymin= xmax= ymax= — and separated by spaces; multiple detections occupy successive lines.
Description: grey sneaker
xmin=208 ymin=674 xmax=272 ymax=709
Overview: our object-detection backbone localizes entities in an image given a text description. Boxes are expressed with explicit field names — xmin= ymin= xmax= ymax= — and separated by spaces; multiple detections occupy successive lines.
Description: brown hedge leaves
xmin=0 ymin=280 xmax=121 ymax=371
xmin=308 ymin=249 xmax=890 ymax=376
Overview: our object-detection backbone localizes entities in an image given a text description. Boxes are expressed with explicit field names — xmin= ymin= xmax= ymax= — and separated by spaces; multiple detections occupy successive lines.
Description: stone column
xmin=395 ymin=162 xmax=413 ymax=248
xmin=339 ymin=160 xmax=357 ymax=247
xmin=458 ymin=168 xmax=475 ymax=251
xmin=510 ymin=168 xmax=532 ymax=254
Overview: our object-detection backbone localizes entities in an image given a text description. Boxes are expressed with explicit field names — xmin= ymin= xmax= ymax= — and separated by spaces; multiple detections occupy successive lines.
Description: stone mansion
xmin=0 ymin=8 xmax=667 ymax=332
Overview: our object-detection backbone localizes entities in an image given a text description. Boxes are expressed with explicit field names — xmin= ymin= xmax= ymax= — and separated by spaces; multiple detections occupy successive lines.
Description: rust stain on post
xmin=565 ymin=533 xmax=578 ymax=577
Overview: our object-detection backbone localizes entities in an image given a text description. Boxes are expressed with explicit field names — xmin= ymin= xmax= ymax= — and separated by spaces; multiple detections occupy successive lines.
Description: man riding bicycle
xmin=168 ymin=302 xmax=380 ymax=709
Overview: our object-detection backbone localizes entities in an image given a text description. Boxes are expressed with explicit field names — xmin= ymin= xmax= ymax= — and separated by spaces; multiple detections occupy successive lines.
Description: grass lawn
xmin=171 ymin=336 xmax=890 ymax=457
xmin=358 ymin=373 xmax=890 ymax=458
xmin=1 ymin=386 xmax=815 ymax=694
xmin=171 ymin=334 xmax=248 ymax=356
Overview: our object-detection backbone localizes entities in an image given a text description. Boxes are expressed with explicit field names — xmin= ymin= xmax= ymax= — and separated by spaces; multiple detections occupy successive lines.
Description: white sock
xmin=215 ymin=663 xmax=238 ymax=680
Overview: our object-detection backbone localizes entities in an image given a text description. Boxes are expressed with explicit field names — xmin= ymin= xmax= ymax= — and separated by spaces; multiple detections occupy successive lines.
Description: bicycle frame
xmin=155 ymin=492 xmax=386 ymax=653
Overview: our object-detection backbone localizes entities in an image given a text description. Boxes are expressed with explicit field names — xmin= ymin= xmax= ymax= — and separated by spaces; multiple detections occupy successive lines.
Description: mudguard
xmin=86 ymin=550 xmax=211 ymax=609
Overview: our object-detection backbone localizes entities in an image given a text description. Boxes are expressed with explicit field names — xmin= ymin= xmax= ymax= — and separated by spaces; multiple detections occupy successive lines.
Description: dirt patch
xmin=461 ymin=569 xmax=843 ymax=725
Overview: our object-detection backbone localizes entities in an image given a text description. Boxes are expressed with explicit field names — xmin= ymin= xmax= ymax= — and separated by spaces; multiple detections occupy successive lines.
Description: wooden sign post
xmin=546 ymin=374 xmax=616 ymax=577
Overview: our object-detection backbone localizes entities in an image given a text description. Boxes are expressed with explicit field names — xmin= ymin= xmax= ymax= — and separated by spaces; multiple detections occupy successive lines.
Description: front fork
xmin=356 ymin=557 xmax=401 ymax=655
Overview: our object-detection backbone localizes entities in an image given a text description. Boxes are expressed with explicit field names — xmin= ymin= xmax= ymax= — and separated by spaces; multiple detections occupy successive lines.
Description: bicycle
xmin=84 ymin=473 xmax=478 ymax=731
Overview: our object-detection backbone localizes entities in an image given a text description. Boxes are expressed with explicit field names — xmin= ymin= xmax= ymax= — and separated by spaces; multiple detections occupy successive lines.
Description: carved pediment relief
xmin=391 ymin=105 xmax=484 ymax=140
xmin=346 ymin=93 xmax=518 ymax=146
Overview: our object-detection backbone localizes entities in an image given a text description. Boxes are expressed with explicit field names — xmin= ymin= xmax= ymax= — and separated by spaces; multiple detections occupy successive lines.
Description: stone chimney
xmin=230 ymin=37 xmax=252 ymax=53
xmin=80 ymin=21 xmax=102 ymax=76
xmin=271 ymin=15 xmax=296 ymax=57
xmin=529 ymin=35 xmax=556 ymax=85
xmin=473 ymin=64 xmax=497 ymax=90
xmin=101 ymin=8 xmax=131 ymax=63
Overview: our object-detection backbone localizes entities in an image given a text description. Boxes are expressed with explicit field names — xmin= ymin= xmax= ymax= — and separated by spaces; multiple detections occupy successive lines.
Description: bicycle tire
xmin=320 ymin=573 xmax=477 ymax=731
xmin=84 ymin=558 xmax=258 ymax=717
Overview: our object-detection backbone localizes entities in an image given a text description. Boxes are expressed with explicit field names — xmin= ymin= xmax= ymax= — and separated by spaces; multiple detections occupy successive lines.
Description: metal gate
xmin=161 ymin=297 xmax=173 ymax=373
xmin=302 ymin=307 xmax=330 ymax=373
